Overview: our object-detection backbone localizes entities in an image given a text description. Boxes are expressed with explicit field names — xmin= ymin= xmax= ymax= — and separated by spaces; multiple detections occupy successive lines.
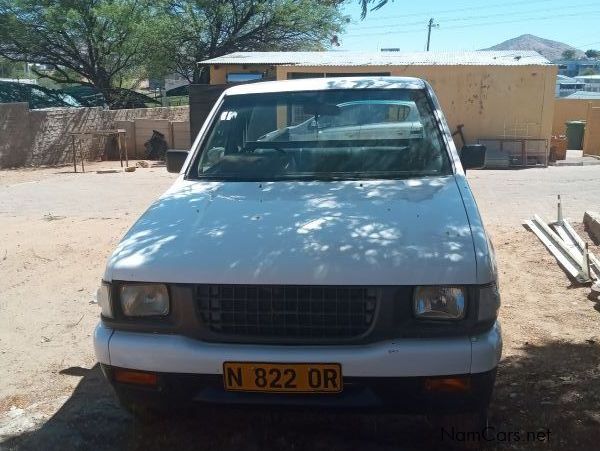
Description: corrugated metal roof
xmin=565 ymin=91 xmax=600 ymax=99
xmin=574 ymin=75 xmax=600 ymax=80
xmin=556 ymin=75 xmax=580 ymax=83
xmin=200 ymin=51 xmax=551 ymax=66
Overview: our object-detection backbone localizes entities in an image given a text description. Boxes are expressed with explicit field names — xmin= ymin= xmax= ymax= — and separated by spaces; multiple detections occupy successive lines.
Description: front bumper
xmin=102 ymin=364 xmax=496 ymax=413
xmin=94 ymin=321 xmax=501 ymax=412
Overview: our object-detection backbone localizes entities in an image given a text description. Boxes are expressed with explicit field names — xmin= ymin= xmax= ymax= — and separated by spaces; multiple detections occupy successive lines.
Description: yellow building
xmin=200 ymin=51 xmax=557 ymax=163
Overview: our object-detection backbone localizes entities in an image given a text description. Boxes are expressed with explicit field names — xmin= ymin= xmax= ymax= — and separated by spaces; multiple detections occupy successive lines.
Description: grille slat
xmin=196 ymin=284 xmax=378 ymax=341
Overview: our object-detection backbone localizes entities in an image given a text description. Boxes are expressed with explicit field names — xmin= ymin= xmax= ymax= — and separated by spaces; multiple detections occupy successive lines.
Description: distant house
xmin=555 ymin=75 xmax=586 ymax=97
xmin=556 ymin=59 xmax=600 ymax=77
xmin=164 ymin=73 xmax=189 ymax=92
xmin=574 ymin=74 xmax=600 ymax=93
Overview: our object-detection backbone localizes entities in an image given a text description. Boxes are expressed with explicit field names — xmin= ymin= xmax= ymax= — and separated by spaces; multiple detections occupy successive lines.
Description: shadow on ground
xmin=2 ymin=341 xmax=600 ymax=451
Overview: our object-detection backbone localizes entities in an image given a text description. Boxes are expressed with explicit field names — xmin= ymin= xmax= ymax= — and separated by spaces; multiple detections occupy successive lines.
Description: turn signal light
xmin=424 ymin=376 xmax=470 ymax=393
xmin=114 ymin=369 xmax=158 ymax=386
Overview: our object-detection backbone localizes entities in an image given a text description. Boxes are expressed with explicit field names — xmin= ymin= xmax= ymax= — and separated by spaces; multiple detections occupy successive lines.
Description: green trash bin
xmin=565 ymin=120 xmax=586 ymax=150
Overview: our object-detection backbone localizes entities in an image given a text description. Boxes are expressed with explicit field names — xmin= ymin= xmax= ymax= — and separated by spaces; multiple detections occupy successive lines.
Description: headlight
xmin=413 ymin=286 xmax=466 ymax=320
xmin=97 ymin=281 xmax=113 ymax=318
xmin=120 ymin=284 xmax=169 ymax=317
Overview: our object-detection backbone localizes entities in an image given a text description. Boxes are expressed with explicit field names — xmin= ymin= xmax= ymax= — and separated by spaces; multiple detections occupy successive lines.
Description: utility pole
xmin=426 ymin=18 xmax=439 ymax=51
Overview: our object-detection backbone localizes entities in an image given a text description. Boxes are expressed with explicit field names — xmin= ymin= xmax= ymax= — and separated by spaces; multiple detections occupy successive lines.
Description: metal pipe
xmin=557 ymin=194 xmax=563 ymax=224
xmin=583 ymin=242 xmax=591 ymax=280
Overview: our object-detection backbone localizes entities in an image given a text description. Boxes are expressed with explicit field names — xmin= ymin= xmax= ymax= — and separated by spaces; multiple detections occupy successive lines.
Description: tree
xmin=561 ymin=49 xmax=576 ymax=60
xmin=585 ymin=49 xmax=599 ymax=59
xmin=147 ymin=0 xmax=346 ymax=83
xmin=0 ymin=0 xmax=152 ymax=106
xmin=0 ymin=57 xmax=26 ymax=78
xmin=358 ymin=0 xmax=390 ymax=18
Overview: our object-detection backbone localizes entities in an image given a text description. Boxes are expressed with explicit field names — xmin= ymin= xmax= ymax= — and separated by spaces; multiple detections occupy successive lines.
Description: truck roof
xmin=222 ymin=77 xmax=427 ymax=96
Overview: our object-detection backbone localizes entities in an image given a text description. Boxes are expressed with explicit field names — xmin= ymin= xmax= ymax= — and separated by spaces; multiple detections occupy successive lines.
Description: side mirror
xmin=460 ymin=144 xmax=486 ymax=170
xmin=166 ymin=149 xmax=189 ymax=173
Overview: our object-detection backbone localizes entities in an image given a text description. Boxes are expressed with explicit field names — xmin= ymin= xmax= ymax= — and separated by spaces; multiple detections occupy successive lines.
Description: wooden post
xmin=132 ymin=121 xmax=137 ymax=159
xmin=71 ymin=135 xmax=77 ymax=173
xmin=116 ymin=131 xmax=128 ymax=168
xmin=123 ymin=133 xmax=128 ymax=168
xmin=119 ymin=132 xmax=123 ymax=167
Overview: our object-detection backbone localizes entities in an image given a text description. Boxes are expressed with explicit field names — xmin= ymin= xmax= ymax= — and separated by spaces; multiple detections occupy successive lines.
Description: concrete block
xmin=584 ymin=211 xmax=600 ymax=243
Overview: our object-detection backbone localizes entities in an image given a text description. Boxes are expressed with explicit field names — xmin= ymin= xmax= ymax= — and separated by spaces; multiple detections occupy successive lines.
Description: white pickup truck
xmin=94 ymin=77 xmax=501 ymax=432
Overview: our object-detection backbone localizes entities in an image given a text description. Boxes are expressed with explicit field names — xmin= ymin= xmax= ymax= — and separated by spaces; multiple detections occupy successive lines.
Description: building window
xmin=287 ymin=72 xmax=325 ymax=79
xmin=287 ymin=72 xmax=392 ymax=80
xmin=226 ymin=72 xmax=263 ymax=83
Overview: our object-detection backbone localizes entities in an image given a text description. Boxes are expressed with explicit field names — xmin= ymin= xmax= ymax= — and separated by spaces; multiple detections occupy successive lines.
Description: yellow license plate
xmin=223 ymin=362 xmax=342 ymax=393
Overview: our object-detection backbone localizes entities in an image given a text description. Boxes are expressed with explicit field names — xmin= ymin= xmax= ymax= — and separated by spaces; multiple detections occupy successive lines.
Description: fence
xmin=0 ymin=103 xmax=190 ymax=168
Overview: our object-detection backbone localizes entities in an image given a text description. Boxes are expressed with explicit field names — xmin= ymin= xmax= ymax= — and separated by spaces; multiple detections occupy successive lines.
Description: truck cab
xmin=94 ymin=77 xmax=501 ymax=430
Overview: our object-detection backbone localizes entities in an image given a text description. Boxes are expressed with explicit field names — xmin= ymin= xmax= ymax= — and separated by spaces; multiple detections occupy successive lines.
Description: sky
xmin=338 ymin=0 xmax=600 ymax=52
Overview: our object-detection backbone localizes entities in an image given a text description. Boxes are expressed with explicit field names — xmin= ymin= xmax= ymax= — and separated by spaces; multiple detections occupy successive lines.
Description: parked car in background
xmin=94 ymin=77 xmax=501 ymax=436
xmin=0 ymin=81 xmax=81 ymax=109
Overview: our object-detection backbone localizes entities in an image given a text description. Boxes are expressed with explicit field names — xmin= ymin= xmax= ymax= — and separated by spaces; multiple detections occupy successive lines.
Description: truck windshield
xmin=190 ymin=89 xmax=452 ymax=181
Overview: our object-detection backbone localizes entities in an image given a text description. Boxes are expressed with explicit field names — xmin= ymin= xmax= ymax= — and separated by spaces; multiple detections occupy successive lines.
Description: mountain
xmin=482 ymin=34 xmax=584 ymax=61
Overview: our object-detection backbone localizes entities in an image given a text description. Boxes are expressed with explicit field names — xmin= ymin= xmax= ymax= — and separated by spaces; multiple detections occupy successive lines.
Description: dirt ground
xmin=0 ymin=162 xmax=599 ymax=451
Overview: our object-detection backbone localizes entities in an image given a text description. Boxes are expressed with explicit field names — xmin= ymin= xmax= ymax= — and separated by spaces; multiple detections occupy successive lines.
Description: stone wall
xmin=0 ymin=103 xmax=190 ymax=168
xmin=0 ymin=103 xmax=31 ymax=167
xmin=28 ymin=107 xmax=108 ymax=167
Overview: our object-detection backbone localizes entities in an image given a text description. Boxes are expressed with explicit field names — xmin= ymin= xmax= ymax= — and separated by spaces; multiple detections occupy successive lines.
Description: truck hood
xmin=106 ymin=176 xmax=477 ymax=285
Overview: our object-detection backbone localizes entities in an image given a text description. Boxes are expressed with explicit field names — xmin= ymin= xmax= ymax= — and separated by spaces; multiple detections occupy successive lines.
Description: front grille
xmin=196 ymin=285 xmax=378 ymax=340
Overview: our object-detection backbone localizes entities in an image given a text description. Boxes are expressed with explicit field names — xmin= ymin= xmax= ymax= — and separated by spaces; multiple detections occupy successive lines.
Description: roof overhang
xmin=199 ymin=50 xmax=553 ymax=67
